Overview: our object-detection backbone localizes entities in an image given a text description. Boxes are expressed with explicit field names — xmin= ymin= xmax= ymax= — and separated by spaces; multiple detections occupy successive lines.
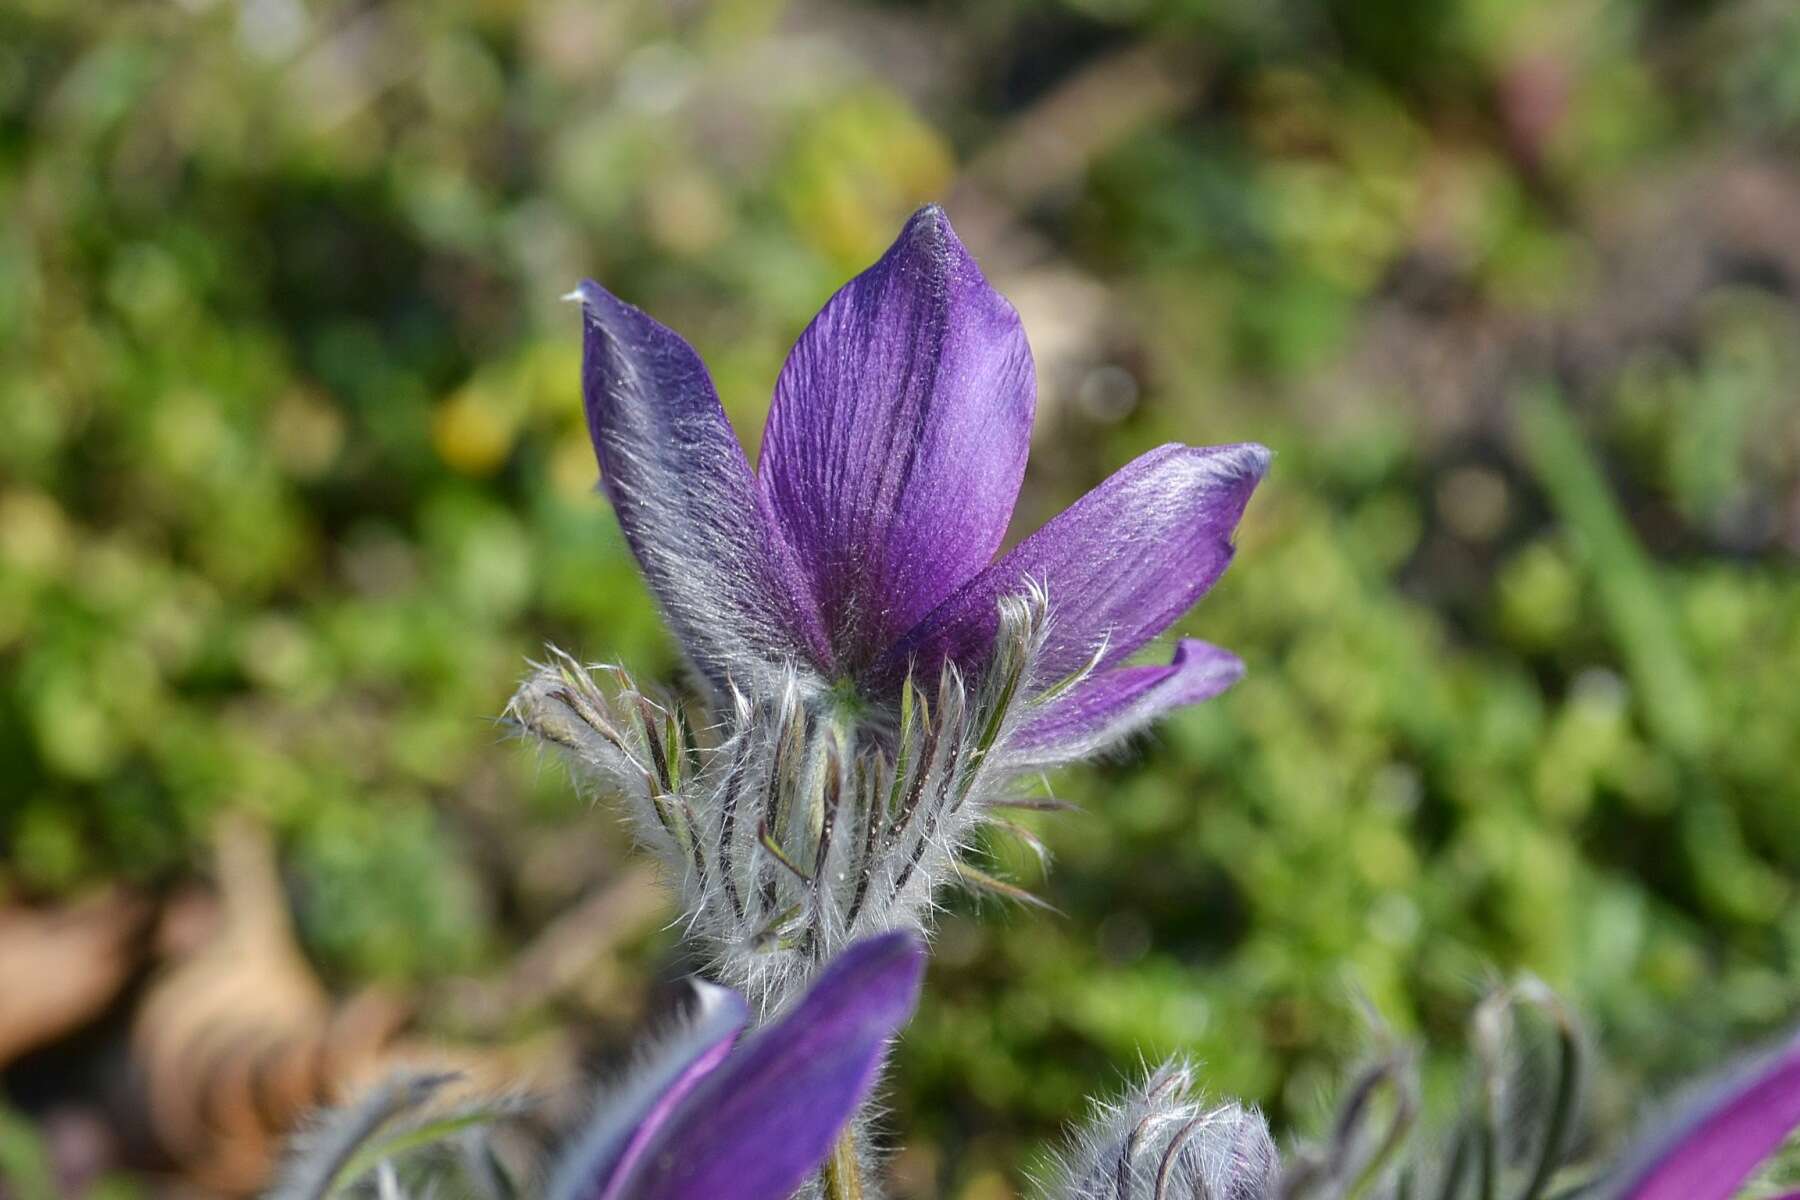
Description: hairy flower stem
xmin=822 ymin=1129 xmax=863 ymax=1200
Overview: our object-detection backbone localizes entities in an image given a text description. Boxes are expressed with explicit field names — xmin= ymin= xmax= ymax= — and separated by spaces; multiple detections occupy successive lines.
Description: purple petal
xmin=758 ymin=205 xmax=1035 ymax=672
xmin=616 ymin=931 xmax=927 ymax=1200
xmin=577 ymin=281 xmax=832 ymax=692
xmin=879 ymin=442 xmax=1269 ymax=688
xmin=1612 ymin=1027 xmax=1800 ymax=1200
xmin=1008 ymin=639 xmax=1245 ymax=767
xmin=551 ymin=982 xmax=748 ymax=1200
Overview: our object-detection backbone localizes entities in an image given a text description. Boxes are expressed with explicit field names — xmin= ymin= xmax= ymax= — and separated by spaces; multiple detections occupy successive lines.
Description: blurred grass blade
xmin=1517 ymin=383 xmax=1707 ymax=757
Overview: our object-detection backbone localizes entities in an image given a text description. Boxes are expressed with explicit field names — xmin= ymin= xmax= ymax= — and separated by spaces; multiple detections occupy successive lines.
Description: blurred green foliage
xmin=2 ymin=0 xmax=1797 ymax=1195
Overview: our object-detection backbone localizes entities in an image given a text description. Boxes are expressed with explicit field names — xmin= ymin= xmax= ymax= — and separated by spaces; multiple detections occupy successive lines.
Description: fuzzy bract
xmin=1044 ymin=1059 xmax=1278 ymax=1200
xmin=510 ymin=590 xmax=1079 ymax=1003
xmin=1267 ymin=991 xmax=1800 ymax=1200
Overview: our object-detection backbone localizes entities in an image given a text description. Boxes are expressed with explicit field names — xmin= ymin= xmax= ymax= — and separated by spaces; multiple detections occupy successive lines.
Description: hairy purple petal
xmin=1010 ymin=639 xmax=1244 ymax=767
xmin=577 ymin=281 xmax=832 ymax=693
xmin=1610 ymin=1027 xmax=1800 ymax=1200
xmin=551 ymin=982 xmax=748 ymax=1200
xmin=759 ymin=205 xmax=1035 ymax=672
xmin=617 ymin=931 xmax=926 ymax=1200
xmin=880 ymin=442 xmax=1269 ymax=688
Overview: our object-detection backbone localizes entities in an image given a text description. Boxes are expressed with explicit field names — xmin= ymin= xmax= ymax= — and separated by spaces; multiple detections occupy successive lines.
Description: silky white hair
xmin=506 ymin=587 xmax=1079 ymax=1014
xmin=1041 ymin=1059 xmax=1278 ymax=1200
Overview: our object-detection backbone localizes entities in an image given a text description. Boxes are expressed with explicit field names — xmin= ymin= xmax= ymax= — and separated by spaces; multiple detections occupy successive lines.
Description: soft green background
xmin=2 ymin=0 xmax=1798 ymax=1195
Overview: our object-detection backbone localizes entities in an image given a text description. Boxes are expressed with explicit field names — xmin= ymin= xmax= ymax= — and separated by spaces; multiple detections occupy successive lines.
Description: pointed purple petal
xmin=578 ymin=281 xmax=832 ymax=692
xmin=879 ymin=442 xmax=1269 ymax=688
xmin=759 ymin=205 xmax=1035 ymax=672
xmin=550 ymin=982 xmax=748 ymax=1200
xmin=616 ymin=932 xmax=927 ymax=1200
xmin=1612 ymin=1027 xmax=1800 ymax=1200
xmin=1009 ymin=639 xmax=1244 ymax=767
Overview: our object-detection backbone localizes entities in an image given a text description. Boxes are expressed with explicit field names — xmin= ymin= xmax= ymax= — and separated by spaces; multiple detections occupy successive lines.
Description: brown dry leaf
xmin=134 ymin=819 xmax=356 ymax=1192
xmin=132 ymin=818 xmax=577 ymax=1196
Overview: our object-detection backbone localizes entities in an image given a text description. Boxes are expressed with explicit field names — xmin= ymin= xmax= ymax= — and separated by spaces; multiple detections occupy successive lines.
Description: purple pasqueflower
xmin=1606 ymin=1023 xmax=1800 ymax=1200
xmin=575 ymin=204 xmax=1268 ymax=758
xmin=552 ymin=930 xmax=925 ymax=1200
